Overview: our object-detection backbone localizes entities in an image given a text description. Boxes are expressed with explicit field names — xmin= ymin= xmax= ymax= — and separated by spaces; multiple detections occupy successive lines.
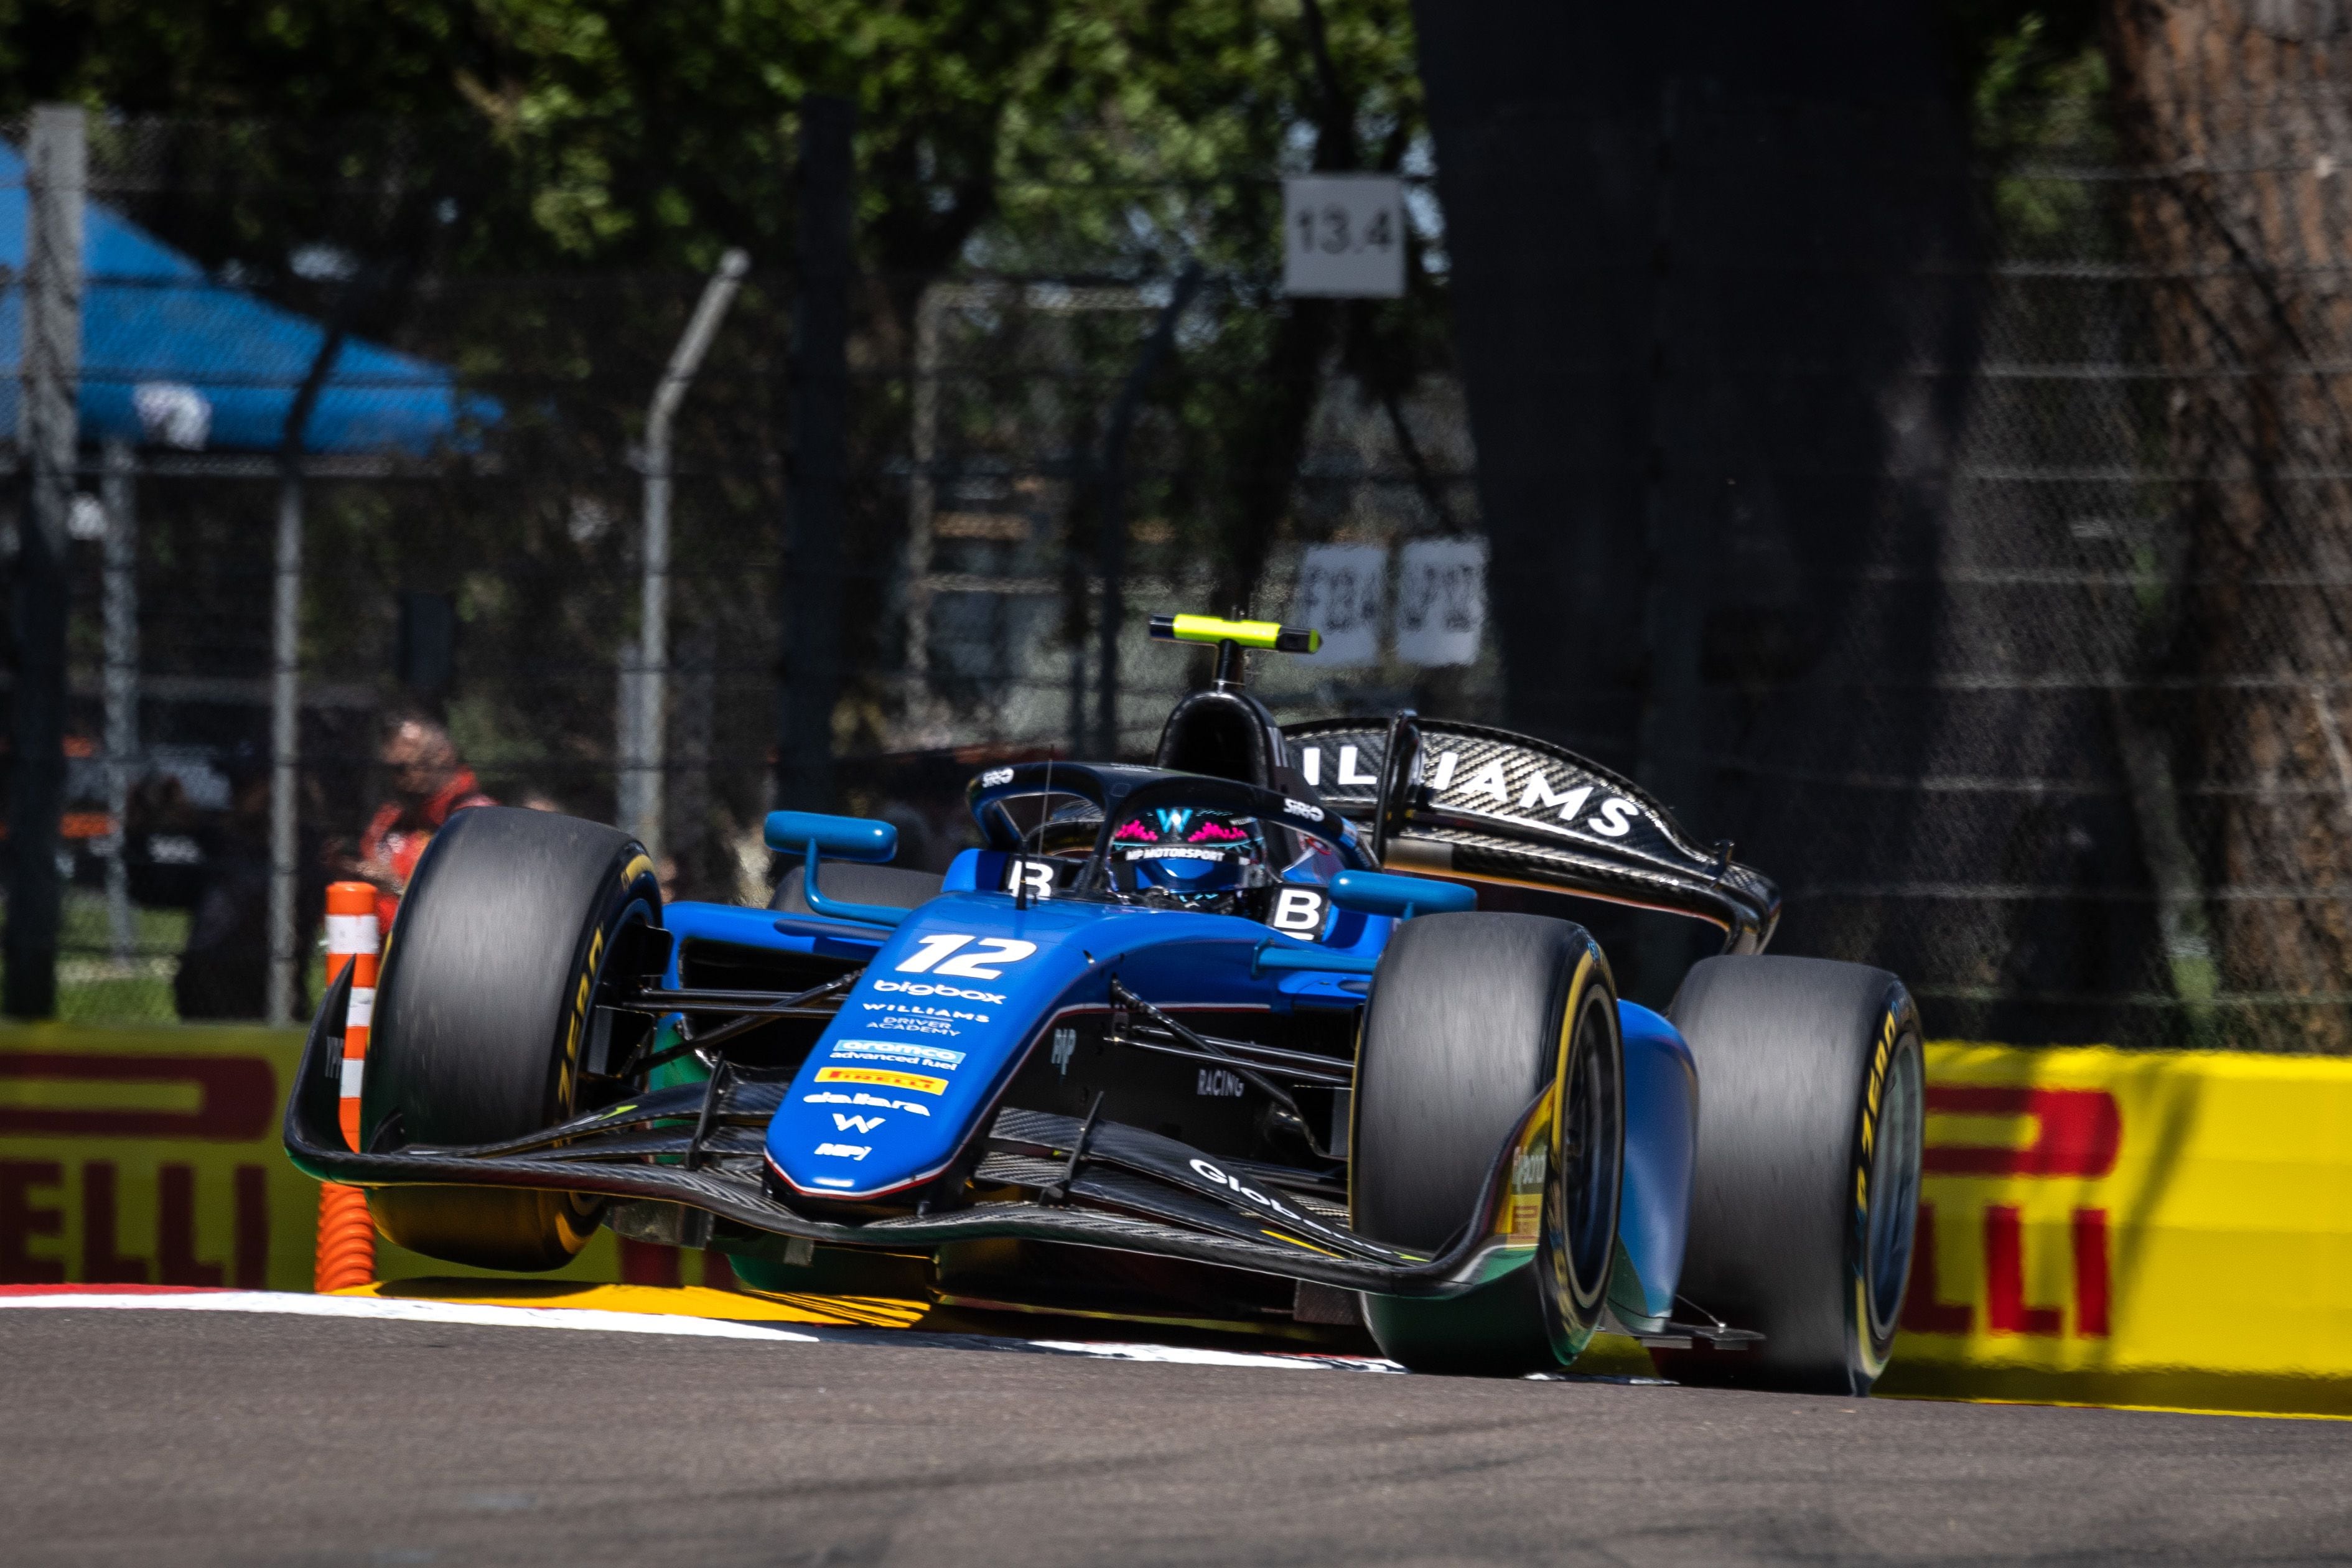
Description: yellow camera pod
xmin=1146 ymin=613 xmax=1321 ymax=655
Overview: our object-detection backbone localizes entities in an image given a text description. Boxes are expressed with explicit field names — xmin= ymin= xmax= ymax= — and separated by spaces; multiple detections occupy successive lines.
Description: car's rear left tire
xmin=362 ymin=806 xmax=660 ymax=1271
xmin=1350 ymin=912 xmax=1625 ymax=1375
xmin=1661 ymin=954 xmax=1924 ymax=1394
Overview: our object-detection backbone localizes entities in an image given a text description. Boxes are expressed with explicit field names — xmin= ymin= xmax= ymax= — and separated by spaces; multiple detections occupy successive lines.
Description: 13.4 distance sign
xmin=1282 ymin=175 xmax=1406 ymax=298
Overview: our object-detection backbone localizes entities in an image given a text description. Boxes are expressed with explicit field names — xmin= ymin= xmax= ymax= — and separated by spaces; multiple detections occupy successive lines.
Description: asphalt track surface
xmin=6 ymin=1304 xmax=2348 ymax=1567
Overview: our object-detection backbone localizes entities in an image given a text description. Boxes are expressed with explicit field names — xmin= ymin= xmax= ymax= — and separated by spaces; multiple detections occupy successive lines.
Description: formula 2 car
xmin=285 ymin=613 xmax=1925 ymax=1388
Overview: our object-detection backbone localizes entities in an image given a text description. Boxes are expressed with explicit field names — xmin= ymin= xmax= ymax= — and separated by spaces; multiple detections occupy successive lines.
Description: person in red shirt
xmin=330 ymin=714 xmax=495 ymax=930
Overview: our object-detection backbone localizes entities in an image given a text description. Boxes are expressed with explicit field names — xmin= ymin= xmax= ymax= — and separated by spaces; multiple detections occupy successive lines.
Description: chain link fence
xmin=0 ymin=115 xmax=1482 ymax=1022
xmin=4 ymin=102 xmax=2350 ymax=1050
xmin=1620 ymin=86 xmax=2352 ymax=1053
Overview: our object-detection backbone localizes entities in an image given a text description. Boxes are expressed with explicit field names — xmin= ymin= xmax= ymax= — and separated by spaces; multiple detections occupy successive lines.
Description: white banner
xmin=1289 ymin=544 xmax=1388 ymax=668
xmin=1395 ymin=537 xmax=1486 ymax=666
xmin=1282 ymin=175 xmax=1406 ymax=298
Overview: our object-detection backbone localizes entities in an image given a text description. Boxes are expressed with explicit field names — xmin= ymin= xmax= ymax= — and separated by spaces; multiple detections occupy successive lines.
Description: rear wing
xmin=1283 ymin=716 xmax=1780 ymax=953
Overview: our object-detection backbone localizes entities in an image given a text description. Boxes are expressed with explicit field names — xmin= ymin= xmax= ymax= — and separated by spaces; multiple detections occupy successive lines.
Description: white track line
xmin=1025 ymin=1339 xmax=1401 ymax=1372
xmin=0 ymin=1290 xmax=1414 ymax=1370
xmin=0 ymin=1290 xmax=816 ymax=1342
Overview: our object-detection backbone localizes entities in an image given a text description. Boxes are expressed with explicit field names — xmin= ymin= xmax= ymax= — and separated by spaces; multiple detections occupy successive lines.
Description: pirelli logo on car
xmin=814 ymin=1066 xmax=949 ymax=1096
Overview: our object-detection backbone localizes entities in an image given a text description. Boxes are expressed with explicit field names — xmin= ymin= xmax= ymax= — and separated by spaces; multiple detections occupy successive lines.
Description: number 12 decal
xmin=894 ymin=933 xmax=1039 ymax=979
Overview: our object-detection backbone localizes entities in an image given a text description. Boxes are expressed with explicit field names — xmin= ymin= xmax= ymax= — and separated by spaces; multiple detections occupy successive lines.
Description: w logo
xmin=832 ymin=1113 xmax=885 ymax=1134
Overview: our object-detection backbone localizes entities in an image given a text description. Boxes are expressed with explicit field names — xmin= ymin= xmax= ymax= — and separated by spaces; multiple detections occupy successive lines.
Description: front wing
xmin=286 ymin=965 xmax=1535 ymax=1300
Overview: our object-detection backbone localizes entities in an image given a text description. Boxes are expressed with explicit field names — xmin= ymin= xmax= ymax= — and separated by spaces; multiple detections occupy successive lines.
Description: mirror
xmin=764 ymin=811 xmax=906 ymax=926
xmin=764 ymin=811 xmax=898 ymax=864
xmin=1328 ymin=869 xmax=1475 ymax=920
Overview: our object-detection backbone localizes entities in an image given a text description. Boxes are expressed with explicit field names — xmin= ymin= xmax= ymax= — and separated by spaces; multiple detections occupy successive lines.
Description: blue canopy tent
xmin=0 ymin=139 xmax=490 ymax=454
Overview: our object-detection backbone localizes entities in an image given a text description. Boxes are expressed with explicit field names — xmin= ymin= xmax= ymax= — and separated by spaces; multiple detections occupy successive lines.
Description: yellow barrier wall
xmin=5 ymin=1027 xmax=2348 ymax=1413
xmin=0 ymin=1025 xmax=729 ymax=1291
xmin=1876 ymin=1042 xmax=2352 ymax=1416
xmin=2 ymin=1025 xmax=313 ymax=1289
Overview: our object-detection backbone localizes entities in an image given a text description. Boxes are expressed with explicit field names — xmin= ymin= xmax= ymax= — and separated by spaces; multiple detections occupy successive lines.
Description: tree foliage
xmin=4 ymin=0 xmax=1437 ymax=603
xmin=0 ymin=2 xmax=1443 ymax=889
xmin=0 ymin=0 xmax=1422 ymax=282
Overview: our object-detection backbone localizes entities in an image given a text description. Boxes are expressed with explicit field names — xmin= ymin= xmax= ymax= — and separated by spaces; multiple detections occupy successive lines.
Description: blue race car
xmin=286 ymin=614 xmax=1925 ymax=1388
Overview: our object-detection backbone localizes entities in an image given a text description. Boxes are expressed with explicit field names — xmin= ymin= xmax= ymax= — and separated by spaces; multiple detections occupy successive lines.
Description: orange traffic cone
xmin=314 ymin=881 xmax=381 ymax=1293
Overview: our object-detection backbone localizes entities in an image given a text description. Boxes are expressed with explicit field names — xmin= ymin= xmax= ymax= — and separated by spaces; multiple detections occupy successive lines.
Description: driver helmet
xmin=1106 ymin=805 xmax=1269 ymax=911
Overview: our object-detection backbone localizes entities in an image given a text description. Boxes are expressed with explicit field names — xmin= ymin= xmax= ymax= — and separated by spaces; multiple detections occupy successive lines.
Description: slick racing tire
xmin=362 ymin=807 xmax=661 ymax=1271
xmin=1661 ymin=955 xmax=1924 ymax=1395
xmin=1351 ymin=913 xmax=1625 ymax=1376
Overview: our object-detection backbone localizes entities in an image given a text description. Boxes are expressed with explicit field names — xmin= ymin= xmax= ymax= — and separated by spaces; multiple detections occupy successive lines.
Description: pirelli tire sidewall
xmin=1539 ymin=953 xmax=1625 ymax=1363
xmin=1848 ymin=984 xmax=1926 ymax=1386
xmin=362 ymin=806 xmax=660 ymax=1272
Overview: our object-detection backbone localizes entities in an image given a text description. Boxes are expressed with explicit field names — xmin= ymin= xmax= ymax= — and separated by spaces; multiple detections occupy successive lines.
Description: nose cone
xmin=764 ymin=895 xmax=1105 ymax=1201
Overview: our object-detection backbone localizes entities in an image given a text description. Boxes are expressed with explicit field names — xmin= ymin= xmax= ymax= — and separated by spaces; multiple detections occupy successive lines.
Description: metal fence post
xmin=902 ymin=281 xmax=946 ymax=714
xmin=623 ymin=247 xmax=747 ymax=861
xmin=265 ymin=467 xmax=304 ymax=1024
xmin=267 ymin=325 xmax=348 ymax=1025
xmin=101 ymin=437 xmax=139 ymax=967
xmin=5 ymin=104 xmax=85 ymax=1020
xmin=1632 ymin=81 xmax=1706 ymax=993
xmin=1093 ymin=263 xmax=1203 ymax=758
xmin=778 ymin=95 xmax=854 ymax=814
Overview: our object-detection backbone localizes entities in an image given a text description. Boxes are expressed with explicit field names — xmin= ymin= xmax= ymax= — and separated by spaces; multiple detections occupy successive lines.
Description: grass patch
xmin=0 ymin=890 xmax=190 ymax=1024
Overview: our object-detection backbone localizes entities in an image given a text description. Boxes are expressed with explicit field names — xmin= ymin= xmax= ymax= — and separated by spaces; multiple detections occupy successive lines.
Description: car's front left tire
xmin=361 ymin=806 xmax=660 ymax=1271
xmin=1349 ymin=912 xmax=1625 ymax=1375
